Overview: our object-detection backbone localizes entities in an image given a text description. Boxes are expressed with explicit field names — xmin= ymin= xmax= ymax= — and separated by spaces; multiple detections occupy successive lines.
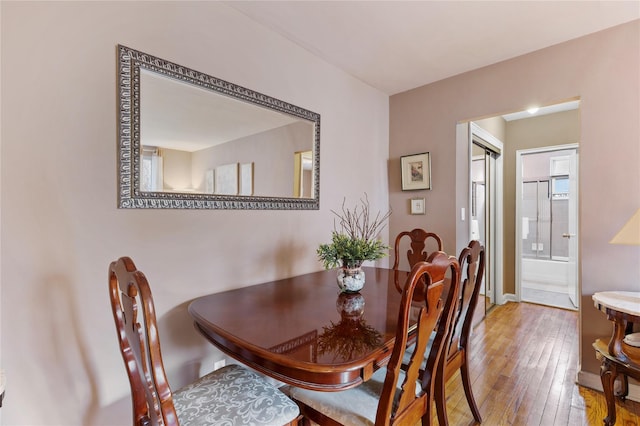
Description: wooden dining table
xmin=188 ymin=267 xmax=415 ymax=392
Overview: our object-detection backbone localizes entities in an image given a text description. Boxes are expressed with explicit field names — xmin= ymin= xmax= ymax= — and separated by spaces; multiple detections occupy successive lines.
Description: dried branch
xmin=318 ymin=194 xmax=392 ymax=269
xmin=331 ymin=193 xmax=392 ymax=243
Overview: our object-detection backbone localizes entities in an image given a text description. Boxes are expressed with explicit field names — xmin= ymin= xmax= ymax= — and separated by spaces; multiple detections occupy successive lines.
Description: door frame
xmin=514 ymin=143 xmax=579 ymax=306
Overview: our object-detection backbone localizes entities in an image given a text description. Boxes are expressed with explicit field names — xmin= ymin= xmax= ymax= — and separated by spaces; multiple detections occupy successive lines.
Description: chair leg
xmin=422 ymin=396 xmax=434 ymax=426
xmin=460 ymin=352 xmax=482 ymax=423
xmin=435 ymin=359 xmax=449 ymax=426
xmin=599 ymin=358 xmax=618 ymax=426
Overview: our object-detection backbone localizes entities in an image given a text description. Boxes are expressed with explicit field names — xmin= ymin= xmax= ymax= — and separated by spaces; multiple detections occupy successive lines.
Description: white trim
xmin=503 ymin=293 xmax=517 ymax=303
xmin=515 ymin=143 xmax=578 ymax=155
xmin=470 ymin=122 xmax=502 ymax=154
xmin=577 ymin=370 xmax=640 ymax=403
xmin=495 ymin=147 xmax=504 ymax=305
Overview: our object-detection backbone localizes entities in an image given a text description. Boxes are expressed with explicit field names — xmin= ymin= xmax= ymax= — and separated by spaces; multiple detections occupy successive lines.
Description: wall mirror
xmin=117 ymin=45 xmax=320 ymax=209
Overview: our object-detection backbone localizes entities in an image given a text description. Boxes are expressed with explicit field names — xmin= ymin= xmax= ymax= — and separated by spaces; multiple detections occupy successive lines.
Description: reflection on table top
xmin=188 ymin=267 xmax=412 ymax=391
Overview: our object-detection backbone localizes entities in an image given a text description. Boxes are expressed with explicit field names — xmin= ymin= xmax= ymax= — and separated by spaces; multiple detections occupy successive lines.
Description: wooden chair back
xmin=434 ymin=240 xmax=485 ymax=425
xmin=392 ymin=229 xmax=444 ymax=271
xmin=377 ymin=251 xmax=460 ymax=426
xmin=109 ymin=256 xmax=179 ymax=426
xmin=447 ymin=240 xmax=485 ymax=364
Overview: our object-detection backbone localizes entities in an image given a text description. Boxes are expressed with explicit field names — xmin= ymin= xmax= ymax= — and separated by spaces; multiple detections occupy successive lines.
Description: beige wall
xmin=390 ymin=19 xmax=639 ymax=386
xmin=162 ymin=148 xmax=193 ymax=191
xmin=474 ymin=115 xmax=506 ymax=143
xmin=0 ymin=2 xmax=389 ymax=424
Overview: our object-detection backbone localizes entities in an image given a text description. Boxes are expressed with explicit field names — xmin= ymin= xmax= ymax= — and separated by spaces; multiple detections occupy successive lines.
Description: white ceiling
xmin=227 ymin=1 xmax=640 ymax=95
xmin=502 ymin=99 xmax=580 ymax=121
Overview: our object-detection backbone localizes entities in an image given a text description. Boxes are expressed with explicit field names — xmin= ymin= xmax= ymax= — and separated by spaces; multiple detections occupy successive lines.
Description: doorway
xmin=516 ymin=145 xmax=579 ymax=310
xmin=457 ymin=100 xmax=579 ymax=323
xmin=455 ymin=121 xmax=504 ymax=327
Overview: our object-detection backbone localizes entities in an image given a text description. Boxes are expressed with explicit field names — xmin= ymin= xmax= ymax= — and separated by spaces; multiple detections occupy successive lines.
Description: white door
xmin=565 ymin=150 xmax=579 ymax=307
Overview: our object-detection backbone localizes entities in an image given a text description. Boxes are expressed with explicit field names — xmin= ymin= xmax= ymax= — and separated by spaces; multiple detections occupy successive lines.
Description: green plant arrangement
xmin=317 ymin=195 xmax=392 ymax=269
xmin=317 ymin=232 xmax=388 ymax=269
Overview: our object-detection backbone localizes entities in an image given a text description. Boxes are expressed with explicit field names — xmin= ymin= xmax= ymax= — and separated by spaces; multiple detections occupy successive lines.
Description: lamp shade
xmin=609 ymin=208 xmax=640 ymax=245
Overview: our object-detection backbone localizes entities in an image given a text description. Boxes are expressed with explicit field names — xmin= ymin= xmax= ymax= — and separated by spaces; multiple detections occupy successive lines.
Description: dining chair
xmin=287 ymin=251 xmax=461 ymax=426
xmin=392 ymin=228 xmax=443 ymax=271
xmin=434 ymin=240 xmax=485 ymax=425
xmin=109 ymin=256 xmax=301 ymax=426
xmin=400 ymin=240 xmax=484 ymax=425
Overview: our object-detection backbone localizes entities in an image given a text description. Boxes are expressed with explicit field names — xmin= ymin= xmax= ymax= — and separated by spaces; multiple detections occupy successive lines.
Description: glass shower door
xmin=522 ymin=180 xmax=551 ymax=260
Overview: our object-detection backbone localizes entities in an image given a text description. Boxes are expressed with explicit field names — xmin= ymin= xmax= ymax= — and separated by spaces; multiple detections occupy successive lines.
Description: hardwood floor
xmin=441 ymin=301 xmax=640 ymax=425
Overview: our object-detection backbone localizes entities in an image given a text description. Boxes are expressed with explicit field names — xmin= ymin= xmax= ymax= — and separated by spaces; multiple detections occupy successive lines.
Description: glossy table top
xmin=592 ymin=291 xmax=640 ymax=317
xmin=188 ymin=267 xmax=412 ymax=391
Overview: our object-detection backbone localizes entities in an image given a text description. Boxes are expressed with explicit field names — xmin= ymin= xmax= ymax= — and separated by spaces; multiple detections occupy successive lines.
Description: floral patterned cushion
xmin=173 ymin=364 xmax=300 ymax=425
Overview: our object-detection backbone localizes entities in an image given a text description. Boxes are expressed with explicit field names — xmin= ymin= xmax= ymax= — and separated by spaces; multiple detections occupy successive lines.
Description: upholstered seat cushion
xmin=173 ymin=364 xmax=300 ymax=426
xmin=287 ymin=368 xmax=408 ymax=426
xmin=402 ymin=332 xmax=435 ymax=368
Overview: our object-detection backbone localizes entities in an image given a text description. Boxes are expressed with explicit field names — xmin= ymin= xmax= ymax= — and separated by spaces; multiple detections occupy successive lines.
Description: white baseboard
xmin=503 ymin=293 xmax=517 ymax=303
xmin=577 ymin=370 xmax=640 ymax=403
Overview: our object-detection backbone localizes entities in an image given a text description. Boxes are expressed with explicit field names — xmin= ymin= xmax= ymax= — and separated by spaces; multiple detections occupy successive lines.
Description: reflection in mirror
xmin=293 ymin=150 xmax=313 ymax=198
xmin=117 ymin=45 xmax=320 ymax=209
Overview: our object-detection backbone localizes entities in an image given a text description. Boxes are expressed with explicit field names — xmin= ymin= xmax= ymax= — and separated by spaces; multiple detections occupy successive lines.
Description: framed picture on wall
xmin=239 ymin=162 xmax=254 ymax=196
xmin=410 ymin=197 xmax=426 ymax=215
xmin=205 ymin=169 xmax=215 ymax=194
xmin=401 ymin=152 xmax=431 ymax=190
xmin=215 ymin=163 xmax=238 ymax=195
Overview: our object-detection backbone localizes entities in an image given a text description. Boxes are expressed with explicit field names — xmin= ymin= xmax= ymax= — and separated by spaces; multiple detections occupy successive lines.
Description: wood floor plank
xmin=434 ymin=301 xmax=640 ymax=426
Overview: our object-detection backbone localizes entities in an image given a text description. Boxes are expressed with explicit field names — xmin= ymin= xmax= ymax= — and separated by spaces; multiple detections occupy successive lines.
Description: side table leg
xmin=599 ymin=358 xmax=618 ymax=426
